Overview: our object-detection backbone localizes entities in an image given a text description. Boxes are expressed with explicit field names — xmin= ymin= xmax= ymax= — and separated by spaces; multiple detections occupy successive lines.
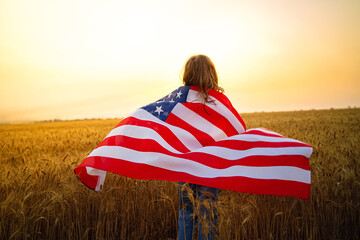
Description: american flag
xmin=75 ymin=86 xmax=312 ymax=199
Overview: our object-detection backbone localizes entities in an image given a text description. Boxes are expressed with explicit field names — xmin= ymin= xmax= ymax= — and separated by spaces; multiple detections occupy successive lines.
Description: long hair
xmin=182 ymin=54 xmax=224 ymax=103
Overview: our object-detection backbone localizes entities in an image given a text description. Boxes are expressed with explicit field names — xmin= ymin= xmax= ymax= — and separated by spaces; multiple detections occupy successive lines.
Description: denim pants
xmin=177 ymin=182 xmax=219 ymax=240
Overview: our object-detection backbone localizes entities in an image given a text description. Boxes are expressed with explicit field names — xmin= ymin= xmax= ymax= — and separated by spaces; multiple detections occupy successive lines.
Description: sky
xmin=0 ymin=0 xmax=359 ymax=123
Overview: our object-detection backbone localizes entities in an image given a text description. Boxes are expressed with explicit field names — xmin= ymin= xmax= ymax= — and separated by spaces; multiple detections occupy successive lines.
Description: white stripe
xmin=226 ymin=132 xmax=306 ymax=144
xmin=246 ymin=128 xmax=284 ymax=136
xmin=85 ymin=167 xmax=107 ymax=191
xmin=88 ymin=146 xmax=311 ymax=184
xmin=187 ymin=89 xmax=245 ymax=133
xmin=109 ymin=109 xmax=202 ymax=151
xmin=171 ymin=103 xmax=228 ymax=141
xmin=194 ymin=146 xmax=313 ymax=159
xmin=105 ymin=125 xmax=181 ymax=154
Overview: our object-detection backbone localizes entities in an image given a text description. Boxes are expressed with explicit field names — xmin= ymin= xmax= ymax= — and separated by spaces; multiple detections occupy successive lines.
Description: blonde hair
xmin=182 ymin=54 xmax=224 ymax=103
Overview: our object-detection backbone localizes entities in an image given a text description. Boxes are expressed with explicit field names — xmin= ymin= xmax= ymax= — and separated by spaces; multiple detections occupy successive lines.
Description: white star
xmin=154 ymin=106 xmax=164 ymax=116
xmin=176 ymin=90 xmax=183 ymax=98
xmin=168 ymin=93 xmax=173 ymax=98
xmin=169 ymin=98 xmax=175 ymax=103
xmin=156 ymin=100 xmax=164 ymax=104
xmin=163 ymin=112 xmax=169 ymax=117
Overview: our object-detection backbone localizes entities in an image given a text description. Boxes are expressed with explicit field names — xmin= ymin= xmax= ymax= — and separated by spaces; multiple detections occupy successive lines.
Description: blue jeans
xmin=177 ymin=182 xmax=219 ymax=240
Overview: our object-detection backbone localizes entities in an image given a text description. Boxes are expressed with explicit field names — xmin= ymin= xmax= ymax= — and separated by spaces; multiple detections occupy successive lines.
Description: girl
xmin=178 ymin=54 xmax=222 ymax=240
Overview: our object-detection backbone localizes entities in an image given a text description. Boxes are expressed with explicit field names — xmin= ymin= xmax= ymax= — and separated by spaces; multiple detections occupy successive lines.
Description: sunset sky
xmin=0 ymin=0 xmax=359 ymax=123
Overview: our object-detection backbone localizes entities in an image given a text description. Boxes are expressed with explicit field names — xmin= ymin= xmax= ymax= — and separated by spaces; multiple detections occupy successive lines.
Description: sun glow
xmin=0 ymin=0 xmax=359 ymax=123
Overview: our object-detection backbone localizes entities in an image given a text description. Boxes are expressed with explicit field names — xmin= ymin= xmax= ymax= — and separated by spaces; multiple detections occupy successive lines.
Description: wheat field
xmin=1 ymin=108 xmax=359 ymax=240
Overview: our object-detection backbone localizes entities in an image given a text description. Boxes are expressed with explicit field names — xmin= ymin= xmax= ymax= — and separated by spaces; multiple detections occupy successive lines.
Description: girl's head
xmin=182 ymin=54 xmax=223 ymax=102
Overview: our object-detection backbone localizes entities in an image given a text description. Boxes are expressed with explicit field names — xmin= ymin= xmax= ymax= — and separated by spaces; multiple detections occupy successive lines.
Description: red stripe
xmin=113 ymin=116 xmax=190 ymax=153
xmin=165 ymin=113 xmax=213 ymax=146
xmin=182 ymin=151 xmax=310 ymax=170
xmin=98 ymin=135 xmax=176 ymax=155
xmin=96 ymin=135 xmax=310 ymax=170
xmin=74 ymin=166 xmax=97 ymax=190
xmin=80 ymin=156 xmax=310 ymax=199
xmin=244 ymin=129 xmax=313 ymax=148
xmin=211 ymin=139 xmax=310 ymax=150
xmin=183 ymin=102 xmax=239 ymax=137
xmin=198 ymin=175 xmax=310 ymax=199
xmin=245 ymin=129 xmax=287 ymax=138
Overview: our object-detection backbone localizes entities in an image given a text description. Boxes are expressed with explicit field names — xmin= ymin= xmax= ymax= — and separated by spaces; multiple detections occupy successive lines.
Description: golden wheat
xmin=0 ymin=108 xmax=359 ymax=239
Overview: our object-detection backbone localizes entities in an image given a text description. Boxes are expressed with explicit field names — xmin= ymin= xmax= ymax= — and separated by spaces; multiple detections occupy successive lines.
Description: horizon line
xmin=1 ymin=106 xmax=359 ymax=126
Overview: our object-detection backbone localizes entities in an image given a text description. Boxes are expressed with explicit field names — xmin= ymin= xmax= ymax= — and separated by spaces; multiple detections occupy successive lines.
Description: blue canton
xmin=142 ymin=86 xmax=190 ymax=121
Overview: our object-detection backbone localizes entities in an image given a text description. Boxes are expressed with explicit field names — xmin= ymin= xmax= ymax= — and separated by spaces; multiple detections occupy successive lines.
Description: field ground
xmin=1 ymin=108 xmax=359 ymax=239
